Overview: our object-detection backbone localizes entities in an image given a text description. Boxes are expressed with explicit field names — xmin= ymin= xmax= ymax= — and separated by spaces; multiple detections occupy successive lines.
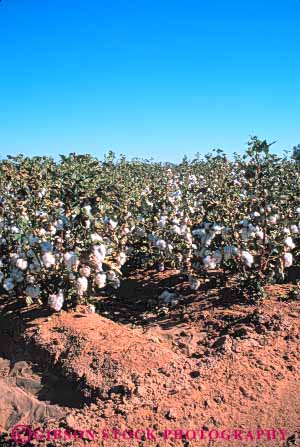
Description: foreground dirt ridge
xmin=1 ymin=281 xmax=300 ymax=446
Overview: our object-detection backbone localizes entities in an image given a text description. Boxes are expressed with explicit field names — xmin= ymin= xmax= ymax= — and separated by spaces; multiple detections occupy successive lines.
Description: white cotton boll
xmin=241 ymin=251 xmax=254 ymax=268
xmin=0 ymin=260 xmax=3 ymax=268
xmin=83 ymin=205 xmax=92 ymax=215
xmin=295 ymin=207 xmax=300 ymax=214
xmin=283 ymin=227 xmax=290 ymax=235
xmin=42 ymin=252 xmax=56 ymax=268
xmin=106 ymin=271 xmax=117 ymax=281
xmin=16 ymin=258 xmax=28 ymax=271
xmin=85 ymin=220 xmax=91 ymax=229
xmin=3 ymin=278 xmax=14 ymax=291
xmin=284 ymin=236 xmax=296 ymax=250
xmin=77 ymin=276 xmax=88 ymax=295
xmin=79 ymin=265 xmax=91 ymax=277
xmin=291 ymin=225 xmax=299 ymax=234
xmin=92 ymin=244 xmax=106 ymax=262
xmin=283 ymin=253 xmax=293 ymax=268
xmin=189 ymin=276 xmax=201 ymax=291
xmin=91 ymin=233 xmax=102 ymax=243
xmin=86 ymin=304 xmax=96 ymax=314
xmin=117 ymin=252 xmax=126 ymax=266
xmin=255 ymin=229 xmax=265 ymax=240
xmin=26 ymin=286 xmax=40 ymax=298
xmin=48 ymin=291 xmax=64 ymax=312
xmin=49 ymin=225 xmax=57 ymax=236
xmin=64 ymin=252 xmax=78 ymax=272
xmin=203 ymin=255 xmax=217 ymax=270
xmin=38 ymin=188 xmax=46 ymax=198
xmin=156 ymin=239 xmax=167 ymax=250
xmin=158 ymin=216 xmax=168 ymax=228
xmin=37 ymin=228 xmax=46 ymax=237
xmin=172 ymin=225 xmax=182 ymax=235
xmin=184 ymin=232 xmax=193 ymax=245
xmin=11 ymin=226 xmax=20 ymax=234
xmin=268 ymin=215 xmax=277 ymax=224
xmin=95 ymin=273 xmax=106 ymax=288
xmin=253 ymin=211 xmax=260 ymax=217
xmin=108 ymin=219 xmax=117 ymax=230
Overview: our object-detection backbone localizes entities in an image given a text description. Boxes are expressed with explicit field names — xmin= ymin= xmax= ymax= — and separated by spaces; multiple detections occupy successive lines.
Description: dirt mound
xmin=1 ymin=273 xmax=300 ymax=446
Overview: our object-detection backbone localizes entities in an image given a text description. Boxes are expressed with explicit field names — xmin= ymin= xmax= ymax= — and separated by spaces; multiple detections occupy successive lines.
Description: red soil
xmin=1 ymin=271 xmax=300 ymax=447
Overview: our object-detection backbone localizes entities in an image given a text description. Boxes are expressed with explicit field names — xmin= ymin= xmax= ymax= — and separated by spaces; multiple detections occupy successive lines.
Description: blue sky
xmin=0 ymin=0 xmax=299 ymax=162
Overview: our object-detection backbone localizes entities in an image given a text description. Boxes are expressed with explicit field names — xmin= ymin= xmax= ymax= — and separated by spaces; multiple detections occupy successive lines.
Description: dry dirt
xmin=1 ymin=270 xmax=300 ymax=447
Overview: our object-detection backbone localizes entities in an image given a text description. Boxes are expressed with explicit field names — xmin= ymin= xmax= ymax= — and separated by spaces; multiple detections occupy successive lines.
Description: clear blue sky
xmin=0 ymin=0 xmax=299 ymax=162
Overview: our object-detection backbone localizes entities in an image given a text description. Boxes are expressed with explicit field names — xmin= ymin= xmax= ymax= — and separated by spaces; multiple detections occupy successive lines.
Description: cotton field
xmin=1 ymin=137 xmax=300 ymax=310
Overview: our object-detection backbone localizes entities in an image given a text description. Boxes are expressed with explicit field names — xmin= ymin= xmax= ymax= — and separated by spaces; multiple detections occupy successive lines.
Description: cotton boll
xmin=203 ymin=255 xmax=217 ymax=270
xmin=79 ymin=265 xmax=91 ymax=277
xmin=291 ymin=225 xmax=299 ymax=234
xmin=86 ymin=304 xmax=95 ymax=314
xmin=106 ymin=271 xmax=117 ymax=281
xmin=64 ymin=252 xmax=79 ymax=272
xmin=95 ymin=273 xmax=106 ymax=288
xmin=85 ymin=220 xmax=91 ymax=229
xmin=295 ymin=207 xmax=300 ymax=214
xmin=268 ymin=215 xmax=277 ymax=225
xmin=283 ymin=227 xmax=290 ymax=235
xmin=158 ymin=216 xmax=168 ymax=228
xmin=117 ymin=252 xmax=126 ymax=266
xmin=172 ymin=225 xmax=182 ymax=235
xmin=48 ymin=291 xmax=64 ymax=312
xmin=283 ymin=253 xmax=293 ymax=268
xmin=92 ymin=244 xmax=106 ymax=262
xmin=184 ymin=232 xmax=193 ymax=245
xmin=16 ymin=258 xmax=28 ymax=271
xmin=284 ymin=236 xmax=295 ymax=250
xmin=3 ymin=278 xmax=14 ymax=291
xmin=42 ymin=252 xmax=56 ymax=268
xmin=49 ymin=225 xmax=57 ymax=236
xmin=156 ymin=239 xmax=167 ymax=250
xmin=241 ymin=251 xmax=254 ymax=268
xmin=108 ymin=219 xmax=117 ymax=230
xmin=77 ymin=277 xmax=88 ymax=295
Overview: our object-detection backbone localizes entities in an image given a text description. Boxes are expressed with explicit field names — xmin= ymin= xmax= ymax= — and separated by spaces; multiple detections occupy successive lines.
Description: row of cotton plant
xmin=1 ymin=138 xmax=300 ymax=311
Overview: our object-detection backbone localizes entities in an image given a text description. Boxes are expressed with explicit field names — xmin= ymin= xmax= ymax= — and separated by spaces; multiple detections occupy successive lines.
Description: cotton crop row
xmin=0 ymin=139 xmax=300 ymax=310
